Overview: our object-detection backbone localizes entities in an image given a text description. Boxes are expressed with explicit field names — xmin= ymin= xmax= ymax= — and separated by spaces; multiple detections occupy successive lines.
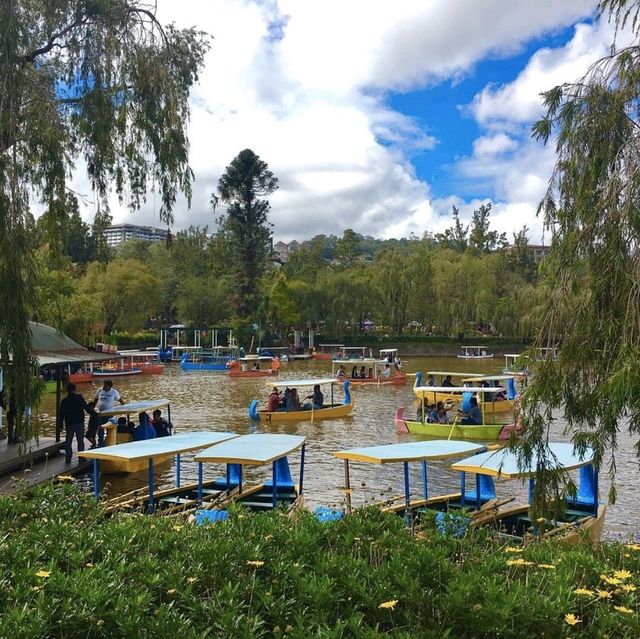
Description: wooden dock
xmin=0 ymin=437 xmax=90 ymax=495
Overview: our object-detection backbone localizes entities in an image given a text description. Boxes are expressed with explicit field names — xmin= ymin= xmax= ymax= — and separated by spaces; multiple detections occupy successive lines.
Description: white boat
xmin=457 ymin=345 xmax=494 ymax=359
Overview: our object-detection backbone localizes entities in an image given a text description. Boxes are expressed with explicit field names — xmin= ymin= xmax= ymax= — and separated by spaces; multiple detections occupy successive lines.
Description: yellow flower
xmin=167 ymin=588 xmax=177 ymax=594
xmin=537 ymin=564 xmax=556 ymax=570
xmin=614 ymin=606 xmax=634 ymax=614
xmin=378 ymin=600 xmax=398 ymax=610
xmin=186 ymin=576 xmax=198 ymax=583
xmin=96 ymin=620 xmax=104 ymax=627
xmin=506 ymin=558 xmax=534 ymax=567
xmin=621 ymin=583 xmax=637 ymax=593
xmin=247 ymin=560 xmax=265 ymax=567
xmin=601 ymin=575 xmax=622 ymax=586
xmin=626 ymin=543 xmax=640 ymax=551
xmin=504 ymin=547 xmax=524 ymax=553
xmin=564 ymin=613 xmax=581 ymax=626
xmin=574 ymin=588 xmax=594 ymax=596
xmin=614 ymin=569 xmax=633 ymax=581
xmin=597 ymin=589 xmax=612 ymax=599
xmin=57 ymin=475 xmax=74 ymax=481
xmin=173 ymin=525 xmax=183 ymax=532
xmin=35 ymin=570 xmax=51 ymax=578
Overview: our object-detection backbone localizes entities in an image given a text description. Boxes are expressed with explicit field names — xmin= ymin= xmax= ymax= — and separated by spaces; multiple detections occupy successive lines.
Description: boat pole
xmin=460 ymin=471 xmax=466 ymax=506
xmin=93 ymin=459 xmax=100 ymax=501
xmin=198 ymin=462 xmax=203 ymax=504
xmin=299 ymin=443 xmax=305 ymax=495
xmin=272 ymin=460 xmax=278 ymax=508
xmin=421 ymin=461 xmax=428 ymax=500
xmin=147 ymin=458 xmax=155 ymax=514
xmin=175 ymin=454 xmax=181 ymax=488
xmin=403 ymin=462 xmax=411 ymax=525
xmin=343 ymin=459 xmax=352 ymax=514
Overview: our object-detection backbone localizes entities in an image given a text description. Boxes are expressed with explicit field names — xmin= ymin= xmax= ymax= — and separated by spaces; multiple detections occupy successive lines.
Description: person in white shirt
xmin=94 ymin=380 xmax=125 ymax=420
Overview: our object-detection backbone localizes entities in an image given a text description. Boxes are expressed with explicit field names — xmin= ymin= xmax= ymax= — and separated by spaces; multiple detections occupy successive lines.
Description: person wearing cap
xmin=267 ymin=387 xmax=280 ymax=412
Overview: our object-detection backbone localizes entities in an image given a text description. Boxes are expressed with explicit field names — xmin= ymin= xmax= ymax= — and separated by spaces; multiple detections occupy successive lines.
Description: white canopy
xmin=265 ymin=377 xmax=343 ymax=388
xmin=415 ymin=386 xmax=505 ymax=394
xmin=334 ymin=440 xmax=486 ymax=464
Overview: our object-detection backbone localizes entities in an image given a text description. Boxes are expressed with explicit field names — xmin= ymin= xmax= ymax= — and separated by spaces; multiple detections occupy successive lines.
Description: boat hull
xmin=251 ymin=400 xmax=355 ymax=423
xmin=229 ymin=369 xmax=278 ymax=378
xmin=457 ymin=354 xmax=494 ymax=359
xmin=67 ymin=372 xmax=93 ymax=384
xmin=93 ymin=369 xmax=142 ymax=377
xmin=312 ymin=353 xmax=334 ymax=360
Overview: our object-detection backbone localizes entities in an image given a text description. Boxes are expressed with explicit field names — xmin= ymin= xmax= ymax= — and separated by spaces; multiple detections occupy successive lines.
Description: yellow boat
xmin=412 ymin=371 xmax=482 ymax=403
xmin=249 ymin=378 xmax=354 ymax=423
xmin=452 ymin=443 xmax=606 ymax=544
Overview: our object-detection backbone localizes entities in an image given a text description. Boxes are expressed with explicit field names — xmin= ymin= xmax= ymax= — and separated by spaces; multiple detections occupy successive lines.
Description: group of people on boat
xmin=266 ymin=385 xmax=324 ymax=412
xmin=419 ymin=401 xmax=449 ymax=423
xmin=57 ymin=380 xmax=173 ymax=464
xmin=335 ymin=363 xmax=398 ymax=381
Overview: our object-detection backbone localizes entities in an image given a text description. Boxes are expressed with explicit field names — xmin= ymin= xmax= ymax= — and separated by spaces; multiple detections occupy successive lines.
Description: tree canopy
xmin=0 ymin=0 xmax=208 ymax=439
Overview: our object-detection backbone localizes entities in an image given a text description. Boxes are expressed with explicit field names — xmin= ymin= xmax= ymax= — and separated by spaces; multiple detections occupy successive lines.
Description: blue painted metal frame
xmin=93 ymin=459 xmax=100 ymax=500
xmin=299 ymin=443 xmax=306 ymax=494
xmin=198 ymin=462 xmax=203 ymax=503
xmin=272 ymin=460 xmax=278 ymax=508
xmin=421 ymin=461 xmax=428 ymax=500
xmin=147 ymin=458 xmax=155 ymax=513
xmin=175 ymin=453 xmax=181 ymax=488
xmin=460 ymin=471 xmax=466 ymax=506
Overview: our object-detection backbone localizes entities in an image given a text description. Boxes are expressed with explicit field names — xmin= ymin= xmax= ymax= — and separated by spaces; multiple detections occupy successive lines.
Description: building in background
xmin=104 ymin=223 xmax=168 ymax=246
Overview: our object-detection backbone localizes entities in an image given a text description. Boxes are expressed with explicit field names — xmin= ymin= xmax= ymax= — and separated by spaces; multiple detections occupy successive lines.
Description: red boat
xmin=227 ymin=357 xmax=279 ymax=378
xmin=67 ymin=371 xmax=93 ymax=384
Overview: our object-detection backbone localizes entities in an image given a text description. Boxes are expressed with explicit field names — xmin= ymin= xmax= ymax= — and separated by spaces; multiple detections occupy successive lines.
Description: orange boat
xmin=227 ymin=356 xmax=279 ymax=378
xmin=67 ymin=370 xmax=93 ymax=384
xmin=119 ymin=351 xmax=165 ymax=375
xmin=312 ymin=343 xmax=344 ymax=360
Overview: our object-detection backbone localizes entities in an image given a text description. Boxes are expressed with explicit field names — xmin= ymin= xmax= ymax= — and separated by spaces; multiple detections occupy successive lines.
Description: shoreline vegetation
xmin=2 ymin=484 xmax=639 ymax=638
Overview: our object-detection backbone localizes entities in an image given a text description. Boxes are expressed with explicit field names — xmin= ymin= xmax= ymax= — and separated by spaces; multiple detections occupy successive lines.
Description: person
xmin=436 ymin=401 xmax=448 ymax=424
xmin=0 ymin=385 xmax=18 ymax=444
xmin=150 ymin=409 xmax=172 ymax=437
xmin=367 ymin=367 xmax=374 ymax=379
xmin=459 ymin=397 xmax=482 ymax=425
xmin=94 ymin=380 xmax=125 ymax=420
xmin=84 ymin=400 xmax=105 ymax=448
xmin=381 ymin=364 xmax=391 ymax=379
xmin=351 ymin=366 xmax=359 ymax=379
xmin=394 ymin=355 xmax=402 ymax=371
xmin=267 ymin=387 xmax=281 ymax=412
xmin=359 ymin=365 xmax=366 ymax=378
xmin=368 ymin=348 xmax=374 ymax=358
xmin=426 ymin=403 xmax=438 ymax=423
xmin=304 ymin=384 xmax=324 ymax=410
xmin=252 ymin=361 xmax=260 ymax=372
xmin=442 ymin=375 xmax=455 ymax=388
xmin=280 ymin=387 xmax=290 ymax=410
xmin=116 ymin=416 xmax=135 ymax=436
xmin=286 ymin=388 xmax=301 ymax=411
xmin=57 ymin=383 xmax=94 ymax=463
xmin=133 ymin=412 xmax=156 ymax=441
xmin=426 ymin=374 xmax=436 ymax=387
xmin=336 ymin=365 xmax=347 ymax=380
xmin=494 ymin=380 xmax=506 ymax=401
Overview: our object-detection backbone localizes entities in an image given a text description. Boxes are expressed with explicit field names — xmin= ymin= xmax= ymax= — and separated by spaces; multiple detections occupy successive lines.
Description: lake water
xmin=36 ymin=356 xmax=640 ymax=539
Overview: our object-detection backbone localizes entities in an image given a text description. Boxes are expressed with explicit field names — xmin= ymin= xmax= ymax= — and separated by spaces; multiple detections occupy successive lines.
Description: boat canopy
xmin=319 ymin=343 xmax=344 ymax=348
xmin=461 ymin=375 xmax=516 ymax=383
xmin=379 ymin=348 xmax=398 ymax=354
xmin=238 ymin=355 xmax=273 ymax=361
xmin=98 ymin=399 xmax=171 ymax=417
xmin=194 ymin=433 xmax=306 ymax=465
xmin=451 ymin=442 xmax=595 ymax=478
xmin=81 ymin=431 xmax=238 ymax=462
xmin=265 ymin=377 xmax=341 ymax=388
xmin=415 ymin=385 xmax=506 ymax=394
xmin=334 ymin=440 xmax=486 ymax=464
xmin=426 ymin=371 xmax=483 ymax=377
xmin=461 ymin=345 xmax=489 ymax=350
xmin=333 ymin=358 xmax=377 ymax=365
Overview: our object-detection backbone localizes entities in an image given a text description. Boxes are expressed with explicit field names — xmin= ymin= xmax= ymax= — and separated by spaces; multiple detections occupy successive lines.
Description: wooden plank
xmin=0 ymin=456 xmax=90 ymax=495
xmin=0 ymin=437 xmax=64 ymax=476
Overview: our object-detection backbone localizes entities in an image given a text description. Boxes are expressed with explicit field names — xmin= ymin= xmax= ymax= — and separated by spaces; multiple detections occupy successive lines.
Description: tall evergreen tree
xmin=213 ymin=149 xmax=278 ymax=318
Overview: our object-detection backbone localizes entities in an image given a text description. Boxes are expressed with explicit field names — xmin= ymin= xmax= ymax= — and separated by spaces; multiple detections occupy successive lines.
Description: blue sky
xmin=88 ymin=1 xmax=618 ymax=243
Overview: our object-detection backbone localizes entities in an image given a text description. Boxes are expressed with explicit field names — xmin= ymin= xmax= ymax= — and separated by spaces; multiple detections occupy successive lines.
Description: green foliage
xmin=1 ymin=485 xmax=640 ymax=637
xmin=213 ymin=149 xmax=278 ymax=319
xmin=522 ymin=0 xmax=640 ymax=507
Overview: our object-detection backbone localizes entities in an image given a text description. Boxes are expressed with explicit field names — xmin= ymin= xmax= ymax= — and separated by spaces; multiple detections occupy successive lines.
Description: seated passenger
xmin=359 ymin=365 xmax=366 ymax=378
xmin=381 ymin=364 xmax=392 ymax=379
xmin=436 ymin=401 xmax=448 ymax=424
xmin=286 ymin=388 xmax=301 ymax=411
xmin=426 ymin=374 xmax=435 ymax=387
xmin=133 ymin=412 xmax=156 ymax=441
xmin=367 ymin=367 xmax=374 ymax=379
xmin=252 ymin=361 xmax=260 ymax=371
xmin=351 ymin=366 xmax=359 ymax=379
xmin=426 ymin=403 xmax=438 ymax=423
xmin=458 ymin=397 xmax=482 ymax=425
xmin=279 ymin=387 xmax=290 ymax=410
xmin=151 ymin=409 xmax=172 ymax=437
xmin=441 ymin=375 xmax=455 ymax=388
xmin=116 ymin=416 xmax=134 ymax=436
xmin=336 ymin=365 xmax=347 ymax=380
xmin=267 ymin=387 xmax=281 ymax=412
xmin=304 ymin=384 xmax=324 ymax=410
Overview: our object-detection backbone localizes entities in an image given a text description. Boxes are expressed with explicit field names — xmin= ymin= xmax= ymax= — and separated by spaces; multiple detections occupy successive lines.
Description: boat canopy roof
xmin=451 ymin=442 xmax=595 ymax=478
xmin=319 ymin=343 xmax=344 ymax=347
xmin=426 ymin=371 xmax=482 ymax=377
xmin=461 ymin=375 xmax=516 ymax=383
xmin=266 ymin=377 xmax=341 ymax=388
xmin=504 ymin=353 xmax=525 ymax=358
xmin=462 ymin=345 xmax=490 ymax=349
xmin=334 ymin=358 xmax=377 ymax=365
xmin=415 ymin=385 xmax=505 ymax=394
xmin=195 ymin=433 xmax=305 ymax=465
xmin=238 ymin=355 xmax=273 ymax=361
xmin=334 ymin=440 xmax=486 ymax=464
xmin=81 ymin=431 xmax=237 ymax=462
xmin=98 ymin=399 xmax=171 ymax=417
xmin=379 ymin=348 xmax=398 ymax=354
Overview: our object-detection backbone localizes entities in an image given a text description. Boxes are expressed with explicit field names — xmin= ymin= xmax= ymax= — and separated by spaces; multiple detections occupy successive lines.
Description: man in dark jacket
xmin=57 ymin=383 xmax=94 ymax=463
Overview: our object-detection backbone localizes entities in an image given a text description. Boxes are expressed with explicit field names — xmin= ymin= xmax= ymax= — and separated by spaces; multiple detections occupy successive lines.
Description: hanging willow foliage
xmin=520 ymin=0 xmax=640 ymax=513
xmin=0 ymin=0 xmax=208 ymax=440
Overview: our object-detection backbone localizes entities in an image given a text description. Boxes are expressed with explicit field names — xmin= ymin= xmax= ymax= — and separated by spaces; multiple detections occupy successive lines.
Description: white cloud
xmin=71 ymin=0 xmax=611 ymax=242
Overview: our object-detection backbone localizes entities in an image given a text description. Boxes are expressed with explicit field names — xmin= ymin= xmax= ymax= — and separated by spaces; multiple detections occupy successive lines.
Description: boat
xmin=331 ymin=358 xmax=407 ymax=385
xmin=412 ymin=370 xmax=483 ymax=402
xmin=312 ymin=343 xmax=344 ymax=360
xmin=457 ymin=345 xmax=494 ymax=359
xmin=83 ymin=431 xmax=239 ymax=508
xmin=332 ymin=440 xmax=493 ymax=521
xmin=396 ymin=385 xmax=520 ymax=440
xmin=503 ymin=353 xmax=529 ymax=379
xmin=93 ymin=399 xmax=173 ymax=472
xmin=118 ymin=350 xmax=165 ymax=375
xmin=451 ymin=442 xmax=606 ymax=543
xmin=227 ymin=355 xmax=280 ymax=378
xmin=190 ymin=433 xmax=306 ymax=523
xmin=332 ymin=346 xmax=373 ymax=361
xmin=65 ymin=364 xmax=93 ymax=384
xmin=248 ymin=378 xmax=354 ymax=423
xmin=459 ymin=374 xmax=519 ymax=416
xmin=179 ymin=347 xmax=236 ymax=372
xmin=92 ymin=366 xmax=142 ymax=377
xmin=257 ymin=346 xmax=293 ymax=362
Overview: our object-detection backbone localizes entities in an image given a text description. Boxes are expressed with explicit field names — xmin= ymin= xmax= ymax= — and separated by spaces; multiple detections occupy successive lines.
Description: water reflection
xmin=36 ymin=356 xmax=640 ymax=538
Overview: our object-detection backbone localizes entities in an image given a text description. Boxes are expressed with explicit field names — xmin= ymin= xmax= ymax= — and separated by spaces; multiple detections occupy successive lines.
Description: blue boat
xmin=179 ymin=350 xmax=234 ymax=371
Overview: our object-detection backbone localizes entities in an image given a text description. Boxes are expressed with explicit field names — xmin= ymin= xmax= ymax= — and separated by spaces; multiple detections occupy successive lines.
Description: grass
xmin=0 ymin=484 xmax=638 ymax=637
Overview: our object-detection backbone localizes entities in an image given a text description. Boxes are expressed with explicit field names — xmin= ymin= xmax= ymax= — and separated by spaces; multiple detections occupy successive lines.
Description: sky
xmin=82 ymin=0 xmax=624 ymax=243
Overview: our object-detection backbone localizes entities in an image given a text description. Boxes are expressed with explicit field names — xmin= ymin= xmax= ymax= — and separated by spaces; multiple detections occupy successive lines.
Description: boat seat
xmin=158 ymin=496 xmax=193 ymax=505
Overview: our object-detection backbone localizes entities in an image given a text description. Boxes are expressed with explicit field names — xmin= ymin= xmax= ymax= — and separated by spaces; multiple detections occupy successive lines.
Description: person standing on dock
xmin=94 ymin=380 xmax=125 ymax=426
xmin=0 ymin=385 xmax=18 ymax=444
xmin=57 ymin=383 xmax=95 ymax=464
